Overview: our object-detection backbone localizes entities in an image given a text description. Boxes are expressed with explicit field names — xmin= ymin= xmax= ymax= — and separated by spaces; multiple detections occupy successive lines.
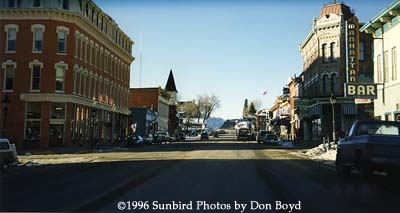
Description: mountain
xmin=205 ymin=117 xmax=225 ymax=130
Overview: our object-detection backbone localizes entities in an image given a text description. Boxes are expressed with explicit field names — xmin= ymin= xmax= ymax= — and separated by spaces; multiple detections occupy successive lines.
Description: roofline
xmin=360 ymin=0 xmax=400 ymax=33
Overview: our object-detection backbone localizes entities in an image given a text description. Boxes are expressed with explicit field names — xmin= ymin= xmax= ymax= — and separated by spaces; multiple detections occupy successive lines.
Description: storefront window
xmin=25 ymin=102 xmax=41 ymax=140
xmin=51 ymin=103 xmax=66 ymax=119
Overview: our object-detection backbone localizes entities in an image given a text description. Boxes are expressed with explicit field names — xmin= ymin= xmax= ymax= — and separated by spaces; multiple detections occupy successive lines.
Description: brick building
xmin=129 ymin=70 xmax=179 ymax=135
xmin=0 ymin=0 xmax=134 ymax=148
xmin=299 ymin=2 xmax=374 ymax=142
xmin=129 ymin=87 xmax=172 ymax=133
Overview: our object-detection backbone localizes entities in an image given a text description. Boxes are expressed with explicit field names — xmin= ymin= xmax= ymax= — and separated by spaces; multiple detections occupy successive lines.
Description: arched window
xmin=331 ymin=73 xmax=337 ymax=94
xmin=330 ymin=42 xmax=337 ymax=62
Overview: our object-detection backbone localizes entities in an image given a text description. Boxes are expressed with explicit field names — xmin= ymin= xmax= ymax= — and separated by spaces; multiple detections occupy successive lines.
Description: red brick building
xmin=0 ymin=0 xmax=134 ymax=148
xmin=129 ymin=70 xmax=179 ymax=135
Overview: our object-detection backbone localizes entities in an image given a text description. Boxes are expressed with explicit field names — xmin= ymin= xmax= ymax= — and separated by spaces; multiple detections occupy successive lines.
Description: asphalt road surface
xmin=1 ymin=135 xmax=400 ymax=213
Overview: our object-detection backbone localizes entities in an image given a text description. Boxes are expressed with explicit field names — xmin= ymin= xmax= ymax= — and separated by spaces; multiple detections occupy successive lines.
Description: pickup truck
xmin=336 ymin=120 xmax=400 ymax=179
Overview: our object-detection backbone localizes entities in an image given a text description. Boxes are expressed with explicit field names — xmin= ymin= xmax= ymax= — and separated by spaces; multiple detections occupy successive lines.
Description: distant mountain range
xmin=205 ymin=117 xmax=225 ymax=130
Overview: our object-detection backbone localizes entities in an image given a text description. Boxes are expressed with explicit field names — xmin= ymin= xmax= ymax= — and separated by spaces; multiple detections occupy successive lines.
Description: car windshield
xmin=265 ymin=135 xmax=277 ymax=140
xmin=259 ymin=131 xmax=267 ymax=137
xmin=358 ymin=123 xmax=400 ymax=135
xmin=0 ymin=142 xmax=10 ymax=150
xmin=239 ymin=130 xmax=249 ymax=134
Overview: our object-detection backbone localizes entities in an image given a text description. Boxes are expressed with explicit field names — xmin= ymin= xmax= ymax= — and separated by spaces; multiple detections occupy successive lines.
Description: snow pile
xmin=205 ymin=117 xmax=225 ymax=130
xmin=298 ymin=143 xmax=337 ymax=168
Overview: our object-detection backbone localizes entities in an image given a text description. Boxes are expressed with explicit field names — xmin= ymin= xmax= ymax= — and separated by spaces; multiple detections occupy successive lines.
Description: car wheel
xmin=335 ymin=155 xmax=350 ymax=176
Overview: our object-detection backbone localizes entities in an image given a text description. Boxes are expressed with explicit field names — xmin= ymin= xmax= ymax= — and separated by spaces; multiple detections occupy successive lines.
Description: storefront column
xmin=40 ymin=102 xmax=51 ymax=148
xmin=111 ymin=112 xmax=116 ymax=143
xmin=65 ymin=103 xmax=72 ymax=145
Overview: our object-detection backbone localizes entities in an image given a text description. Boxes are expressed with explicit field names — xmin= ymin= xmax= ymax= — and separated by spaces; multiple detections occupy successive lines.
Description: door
xmin=49 ymin=124 xmax=64 ymax=147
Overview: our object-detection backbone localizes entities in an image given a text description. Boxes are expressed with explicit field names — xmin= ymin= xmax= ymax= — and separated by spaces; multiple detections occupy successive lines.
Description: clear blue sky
xmin=95 ymin=0 xmax=394 ymax=119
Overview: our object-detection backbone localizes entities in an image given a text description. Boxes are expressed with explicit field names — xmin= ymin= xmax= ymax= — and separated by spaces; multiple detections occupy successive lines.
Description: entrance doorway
xmin=49 ymin=124 xmax=64 ymax=146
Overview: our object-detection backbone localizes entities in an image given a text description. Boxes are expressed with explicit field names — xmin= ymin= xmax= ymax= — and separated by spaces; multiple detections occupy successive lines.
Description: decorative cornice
xmin=0 ymin=9 xmax=134 ymax=63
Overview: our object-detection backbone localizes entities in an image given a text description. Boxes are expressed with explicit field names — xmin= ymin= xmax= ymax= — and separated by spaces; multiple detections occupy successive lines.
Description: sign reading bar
xmin=345 ymin=83 xmax=377 ymax=99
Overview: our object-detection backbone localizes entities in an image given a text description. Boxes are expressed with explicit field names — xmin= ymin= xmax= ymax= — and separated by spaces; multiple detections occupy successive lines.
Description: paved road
xmin=1 ymin=135 xmax=400 ymax=212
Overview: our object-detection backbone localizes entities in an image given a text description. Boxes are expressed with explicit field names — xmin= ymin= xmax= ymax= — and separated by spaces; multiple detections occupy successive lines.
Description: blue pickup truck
xmin=336 ymin=120 xmax=400 ymax=179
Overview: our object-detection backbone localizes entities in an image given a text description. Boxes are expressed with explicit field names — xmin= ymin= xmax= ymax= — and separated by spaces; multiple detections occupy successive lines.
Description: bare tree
xmin=251 ymin=99 xmax=262 ymax=111
xmin=198 ymin=94 xmax=221 ymax=122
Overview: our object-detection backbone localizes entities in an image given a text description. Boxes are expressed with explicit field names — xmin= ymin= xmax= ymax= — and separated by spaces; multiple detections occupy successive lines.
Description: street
xmin=2 ymin=135 xmax=400 ymax=213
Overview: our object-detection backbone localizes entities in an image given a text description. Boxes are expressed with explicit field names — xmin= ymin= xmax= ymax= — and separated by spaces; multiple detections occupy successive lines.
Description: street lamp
xmin=330 ymin=93 xmax=337 ymax=144
xmin=2 ymin=94 xmax=10 ymax=137
xmin=90 ymin=107 xmax=96 ymax=149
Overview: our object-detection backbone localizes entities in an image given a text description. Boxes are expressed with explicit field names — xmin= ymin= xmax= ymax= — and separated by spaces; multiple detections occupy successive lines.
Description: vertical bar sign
xmin=346 ymin=16 xmax=359 ymax=83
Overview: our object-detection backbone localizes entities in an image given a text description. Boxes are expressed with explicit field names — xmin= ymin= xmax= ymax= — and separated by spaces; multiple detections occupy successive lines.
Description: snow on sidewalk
xmin=295 ymin=143 xmax=337 ymax=168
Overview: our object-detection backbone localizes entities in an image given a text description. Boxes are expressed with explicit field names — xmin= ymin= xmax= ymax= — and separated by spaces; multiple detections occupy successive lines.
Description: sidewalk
xmin=17 ymin=142 xmax=125 ymax=156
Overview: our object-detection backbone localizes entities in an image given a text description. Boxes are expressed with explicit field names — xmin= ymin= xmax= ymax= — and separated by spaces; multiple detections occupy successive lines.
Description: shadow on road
xmin=2 ymin=158 xmax=400 ymax=212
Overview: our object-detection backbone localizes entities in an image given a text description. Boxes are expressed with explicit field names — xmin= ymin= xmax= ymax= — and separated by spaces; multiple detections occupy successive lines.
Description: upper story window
xmin=384 ymin=51 xmax=389 ymax=83
xmin=377 ymin=54 xmax=382 ymax=83
xmin=31 ymin=24 xmax=45 ymax=53
xmin=57 ymin=26 xmax=69 ymax=54
xmin=61 ymin=0 xmax=70 ymax=10
xmin=322 ymin=43 xmax=329 ymax=63
xmin=359 ymin=42 xmax=365 ymax=61
xmin=392 ymin=47 xmax=397 ymax=81
xmin=33 ymin=0 xmax=41 ymax=7
xmin=7 ymin=0 xmax=16 ymax=8
xmin=29 ymin=60 xmax=43 ymax=91
xmin=330 ymin=42 xmax=337 ymax=62
xmin=2 ymin=60 xmax=17 ymax=91
xmin=5 ymin=24 xmax=18 ymax=52
xmin=55 ymin=62 xmax=68 ymax=92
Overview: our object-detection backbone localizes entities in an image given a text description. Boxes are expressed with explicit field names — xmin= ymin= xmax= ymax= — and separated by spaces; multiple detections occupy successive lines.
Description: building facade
xmin=0 ymin=0 xmax=134 ymax=148
xmin=128 ymin=87 xmax=171 ymax=132
xmin=299 ymin=2 xmax=374 ymax=142
xmin=360 ymin=0 xmax=400 ymax=122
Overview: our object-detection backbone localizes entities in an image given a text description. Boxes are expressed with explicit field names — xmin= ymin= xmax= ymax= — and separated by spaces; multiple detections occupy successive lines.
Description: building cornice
xmin=0 ymin=9 xmax=134 ymax=63
xmin=20 ymin=93 xmax=130 ymax=115
xmin=360 ymin=0 xmax=400 ymax=34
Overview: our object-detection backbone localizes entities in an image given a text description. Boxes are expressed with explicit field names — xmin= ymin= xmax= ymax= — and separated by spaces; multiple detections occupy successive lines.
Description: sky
xmin=95 ymin=0 xmax=395 ymax=119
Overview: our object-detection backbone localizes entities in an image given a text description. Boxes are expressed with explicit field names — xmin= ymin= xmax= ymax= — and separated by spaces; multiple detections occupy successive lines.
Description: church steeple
xmin=165 ymin=69 xmax=178 ymax=93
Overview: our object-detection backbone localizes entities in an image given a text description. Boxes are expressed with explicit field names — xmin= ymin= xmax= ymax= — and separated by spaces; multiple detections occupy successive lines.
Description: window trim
xmin=4 ymin=24 xmax=18 ymax=53
xmin=31 ymin=24 xmax=45 ymax=53
xmin=54 ymin=61 xmax=68 ymax=93
xmin=392 ymin=47 xmax=397 ymax=81
xmin=2 ymin=60 xmax=17 ymax=92
xmin=29 ymin=60 xmax=43 ymax=92
xmin=56 ymin=26 xmax=69 ymax=55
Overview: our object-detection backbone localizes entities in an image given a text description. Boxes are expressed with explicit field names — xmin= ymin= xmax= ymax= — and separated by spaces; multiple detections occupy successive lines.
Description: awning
xmin=309 ymin=104 xmax=322 ymax=116
xmin=342 ymin=103 xmax=356 ymax=115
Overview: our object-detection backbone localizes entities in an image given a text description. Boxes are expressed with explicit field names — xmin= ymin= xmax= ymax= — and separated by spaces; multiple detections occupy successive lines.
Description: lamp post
xmin=90 ymin=107 xmax=96 ymax=149
xmin=2 ymin=95 xmax=10 ymax=137
xmin=330 ymin=94 xmax=337 ymax=145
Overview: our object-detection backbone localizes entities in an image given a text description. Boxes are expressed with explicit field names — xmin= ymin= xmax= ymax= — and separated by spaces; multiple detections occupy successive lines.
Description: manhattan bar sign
xmin=344 ymin=17 xmax=378 ymax=99
xmin=346 ymin=17 xmax=359 ymax=83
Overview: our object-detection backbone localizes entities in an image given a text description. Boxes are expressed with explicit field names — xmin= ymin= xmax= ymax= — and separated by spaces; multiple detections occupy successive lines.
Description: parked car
xmin=0 ymin=138 xmax=18 ymax=172
xmin=256 ymin=130 xmax=272 ymax=143
xmin=125 ymin=135 xmax=144 ymax=146
xmin=262 ymin=134 xmax=279 ymax=145
xmin=144 ymin=134 xmax=154 ymax=145
xmin=153 ymin=133 xmax=162 ymax=144
xmin=200 ymin=132 xmax=209 ymax=140
xmin=237 ymin=128 xmax=252 ymax=141
xmin=175 ymin=133 xmax=186 ymax=142
xmin=336 ymin=120 xmax=400 ymax=179
xmin=157 ymin=131 xmax=170 ymax=144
